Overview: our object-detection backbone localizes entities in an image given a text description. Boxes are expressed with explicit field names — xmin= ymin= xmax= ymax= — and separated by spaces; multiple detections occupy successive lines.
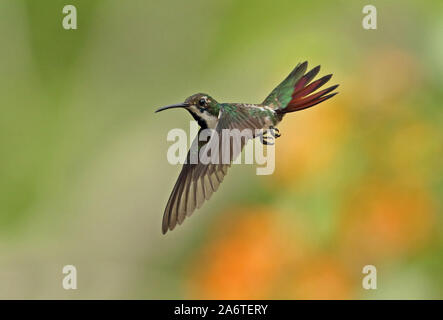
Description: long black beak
xmin=155 ymin=103 xmax=190 ymax=113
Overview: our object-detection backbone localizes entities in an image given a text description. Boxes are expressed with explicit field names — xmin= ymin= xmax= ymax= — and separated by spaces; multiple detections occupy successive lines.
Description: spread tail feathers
xmin=265 ymin=62 xmax=339 ymax=114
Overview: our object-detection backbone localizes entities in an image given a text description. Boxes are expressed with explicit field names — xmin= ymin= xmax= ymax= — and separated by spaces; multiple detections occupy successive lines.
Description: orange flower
xmin=339 ymin=179 xmax=435 ymax=263
xmin=271 ymin=96 xmax=350 ymax=184
xmin=289 ymin=256 xmax=352 ymax=300
xmin=186 ymin=207 xmax=305 ymax=299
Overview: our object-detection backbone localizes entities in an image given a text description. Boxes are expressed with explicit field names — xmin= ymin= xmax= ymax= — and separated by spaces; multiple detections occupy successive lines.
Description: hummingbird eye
xmin=198 ymin=98 xmax=206 ymax=107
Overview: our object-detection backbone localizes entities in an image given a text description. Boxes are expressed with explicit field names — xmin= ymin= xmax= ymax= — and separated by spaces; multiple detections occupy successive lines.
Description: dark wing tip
xmin=162 ymin=213 xmax=170 ymax=234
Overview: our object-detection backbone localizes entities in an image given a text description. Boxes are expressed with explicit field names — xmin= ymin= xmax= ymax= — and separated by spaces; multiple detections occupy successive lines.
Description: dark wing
xmin=161 ymin=132 xmax=228 ymax=234
xmin=161 ymin=105 xmax=266 ymax=234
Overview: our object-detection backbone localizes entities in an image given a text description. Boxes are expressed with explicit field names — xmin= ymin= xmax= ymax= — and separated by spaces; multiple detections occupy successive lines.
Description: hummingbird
xmin=156 ymin=61 xmax=338 ymax=234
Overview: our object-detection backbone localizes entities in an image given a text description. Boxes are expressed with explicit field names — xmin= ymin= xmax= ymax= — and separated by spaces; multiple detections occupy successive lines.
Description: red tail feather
xmin=277 ymin=67 xmax=338 ymax=114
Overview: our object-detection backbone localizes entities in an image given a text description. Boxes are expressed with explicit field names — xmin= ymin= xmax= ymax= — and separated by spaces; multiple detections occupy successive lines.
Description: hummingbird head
xmin=156 ymin=93 xmax=220 ymax=129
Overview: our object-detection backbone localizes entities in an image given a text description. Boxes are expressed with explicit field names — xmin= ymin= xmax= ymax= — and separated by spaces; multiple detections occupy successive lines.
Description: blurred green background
xmin=0 ymin=0 xmax=442 ymax=299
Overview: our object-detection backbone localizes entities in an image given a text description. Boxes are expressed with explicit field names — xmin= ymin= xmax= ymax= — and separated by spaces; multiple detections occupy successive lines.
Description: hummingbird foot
xmin=260 ymin=127 xmax=281 ymax=145
xmin=271 ymin=126 xmax=281 ymax=138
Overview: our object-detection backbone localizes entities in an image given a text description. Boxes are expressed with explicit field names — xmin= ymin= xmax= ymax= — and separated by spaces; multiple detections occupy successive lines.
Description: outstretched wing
xmin=162 ymin=133 xmax=228 ymax=234
xmin=161 ymin=105 xmax=266 ymax=234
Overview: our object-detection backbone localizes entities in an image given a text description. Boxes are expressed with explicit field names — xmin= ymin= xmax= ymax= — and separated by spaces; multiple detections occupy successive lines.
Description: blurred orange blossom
xmin=186 ymin=207 xmax=306 ymax=299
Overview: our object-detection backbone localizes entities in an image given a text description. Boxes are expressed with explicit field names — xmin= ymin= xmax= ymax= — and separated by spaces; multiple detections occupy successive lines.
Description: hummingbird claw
xmin=259 ymin=127 xmax=280 ymax=145
xmin=269 ymin=126 xmax=281 ymax=138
